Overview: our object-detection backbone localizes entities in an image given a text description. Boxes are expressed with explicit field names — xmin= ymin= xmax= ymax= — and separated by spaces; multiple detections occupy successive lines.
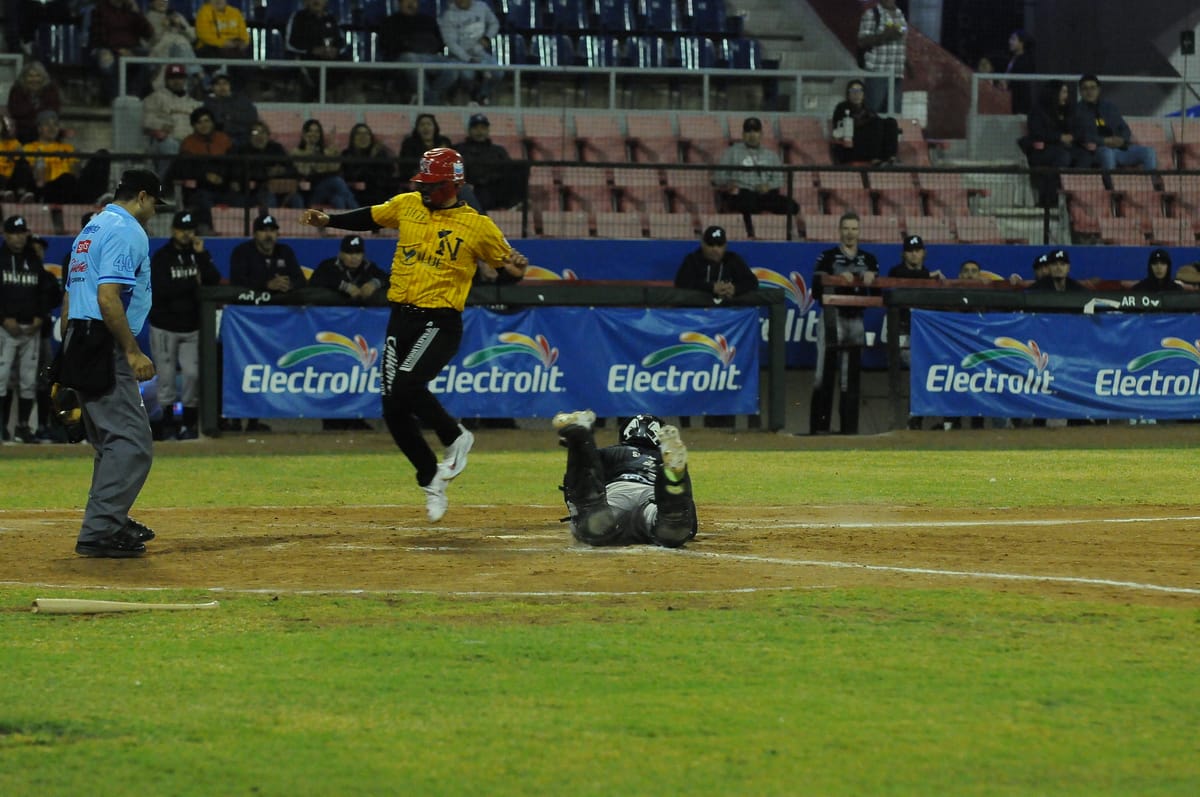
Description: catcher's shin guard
xmin=559 ymin=423 xmax=620 ymax=545
xmin=651 ymin=460 xmax=697 ymax=548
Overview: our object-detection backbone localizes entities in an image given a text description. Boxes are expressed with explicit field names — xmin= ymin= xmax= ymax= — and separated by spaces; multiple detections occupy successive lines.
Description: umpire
xmin=60 ymin=169 xmax=167 ymax=557
xmin=149 ymin=210 xmax=221 ymax=440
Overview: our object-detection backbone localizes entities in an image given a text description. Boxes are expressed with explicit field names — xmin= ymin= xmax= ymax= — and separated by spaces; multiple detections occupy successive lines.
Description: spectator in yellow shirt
xmin=195 ymin=0 xmax=250 ymax=59
xmin=0 ymin=116 xmax=36 ymax=203
xmin=22 ymin=111 xmax=80 ymax=203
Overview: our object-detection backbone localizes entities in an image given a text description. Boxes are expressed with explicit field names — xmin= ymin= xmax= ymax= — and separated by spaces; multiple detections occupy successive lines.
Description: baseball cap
xmin=341 ymin=234 xmax=364 ymax=253
xmin=1148 ymin=247 xmax=1171 ymax=266
xmin=172 ymin=210 xmax=197 ymax=230
xmin=1033 ymin=252 xmax=1050 ymax=269
xmin=742 ymin=116 xmax=763 ymax=132
xmin=4 ymin=215 xmax=29 ymax=233
xmin=903 ymin=234 xmax=924 ymax=251
xmin=468 ymin=113 xmax=489 ymax=128
xmin=702 ymin=225 xmax=727 ymax=246
xmin=1051 ymin=248 xmax=1070 ymax=264
xmin=165 ymin=63 xmax=187 ymax=79
xmin=116 ymin=168 xmax=171 ymax=205
xmin=253 ymin=213 xmax=280 ymax=231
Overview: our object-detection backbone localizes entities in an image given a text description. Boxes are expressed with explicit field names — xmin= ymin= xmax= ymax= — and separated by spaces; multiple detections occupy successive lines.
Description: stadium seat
xmin=817 ymin=170 xmax=872 ymax=216
xmin=526 ymin=166 xmax=561 ymax=211
xmin=487 ymin=209 xmax=533 ymax=239
xmin=904 ymin=216 xmax=955 ymax=243
xmin=1150 ymin=217 xmax=1197 ymax=246
xmin=576 ymin=34 xmax=622 ymax=68
xmin=358 ymin=0 xmax=392 ymax=27
xmin=319 ymin=109 xmax=359 ymax=151
xmin=673 ymin=36 xmax=719 ymax=70
xmin=778 ymin=116 xmax=827 ymax=164
xmin=539 ymin=210 xmax=592 ymax=238
xmin=1170 ymin=119 xmax=1200 ymax=167
xmin=523 ymin=113 xmax=573 ymax=161
xmin=627 ymin=114 xmax=680 ymax=163
xmin=801 ymin=214 xmax=841 ymax=242
xmin=868 ymin=171 xmax=923 ymax=217
xmin=576 ymin=114 xmax=629 ymax=163
xmin=493 ymin=33 xmax=530 ymax=66
xmin=646 ymin=212 xmax=700 ymax=240
xmin=678 ymin=113 xmax=728 ymax=164
xmin=550 ymin=0 xmax=593 ymax=33
xmin=1161 ymin=174 xmax=1200 ymax=221
xmin=597 ymin=0 xmax=638 ymax=34
xmin=611 ymin=167 xmax=669 ymax=212
xmin=1127 ymin=118 xmax=1174 ymax=170
xmin=560 ymin=166 xmax=615 ymax=213
xmin=952 ymin=215 xmax=1007 ymax=244
xmin=1110 ymin=173 xmax=1164 ymax=228
xmin=896 ymin=118 xmax=933 ymax=167
xmin=1058 ymin=173 xmax=1110 ymax=235
xmin=918 ymin=171 xmax=985 ymax=217
xmin=751 ymin=214 xmax=795 ymax=241
xmin=684 ymin=0 xmax=728 ymax=37
xmin=502 ymin=0 xmax=544 ymax=33
xmin=699 ymin=212 xmax=751 ymax=239
xmin=641 ymin=0 xmax=684 ymax=33
xmin=858 ymin=215 xmax=902 ymax=243
xmin=724 ymin=38 xmax=773 ymax=70
xmin=211 ymin=208 xmax=253 ymax=238
xmin=362 ymin=109 xmax=410 ymax=144
xmin=1098 ymin=216 xmax=1148 ymax=246
xmin=593 ymin=211 xmax=647 ymax=239
xmin=623 ymin=35 xmax=670 ymax=67
xmin=529 ymin=34 xmax=576 ymax=68
xmin=663 ymin=168 xmax=718 ymax=214
xmin=257 ymin=108 xmax=307 ymax=149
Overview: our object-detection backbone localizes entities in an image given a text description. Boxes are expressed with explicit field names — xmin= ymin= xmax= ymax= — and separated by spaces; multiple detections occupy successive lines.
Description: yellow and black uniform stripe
xmin=371 ymin=193 xmax=513 ymax=312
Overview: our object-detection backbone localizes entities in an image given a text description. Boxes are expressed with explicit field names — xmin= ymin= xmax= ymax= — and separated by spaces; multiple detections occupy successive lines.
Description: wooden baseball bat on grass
xmin=32 ymin=598 xmax=219 ymax=614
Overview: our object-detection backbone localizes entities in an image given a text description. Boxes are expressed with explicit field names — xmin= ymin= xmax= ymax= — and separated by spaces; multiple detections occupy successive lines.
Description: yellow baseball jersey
xmin=0 ymin=137 xmax=22 ymax=179
xmin=372 ymin=192 xmax=513 ymax=312
xmin=23 ymin=140 xmax=77 ymax=182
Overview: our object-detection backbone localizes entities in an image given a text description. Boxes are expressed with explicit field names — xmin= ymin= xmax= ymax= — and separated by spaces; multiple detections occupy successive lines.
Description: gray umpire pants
xmin=78 ymin=344 xmax=153 ymax=544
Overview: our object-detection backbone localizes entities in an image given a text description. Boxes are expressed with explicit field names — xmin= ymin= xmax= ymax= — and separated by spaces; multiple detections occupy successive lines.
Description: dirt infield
xmin=4 ymin=501 xmax=1197 ymax=608
xmin=4 ymin=424 xmax=1199 ymax=608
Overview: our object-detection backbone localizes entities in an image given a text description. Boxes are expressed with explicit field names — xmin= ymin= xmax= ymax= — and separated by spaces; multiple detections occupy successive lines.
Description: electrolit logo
xmin=1096 ymin=337 xmax=1200 ymax=397
xmin=608 ymin=332 xmax=743 ymax=393
xmin=752 ymin=268 xmax=818 ymax=343
xmin=925 ymin=337 xmax=1055 ymax=395
xmin=241 ymin=332 xmax=381 ymax=394
xmin=435 ymin=332 xmax=566 ymax=394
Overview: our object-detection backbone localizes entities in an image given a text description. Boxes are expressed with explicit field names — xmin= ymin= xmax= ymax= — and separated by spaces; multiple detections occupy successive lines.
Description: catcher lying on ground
xmin=554 ymin=410 xmax=697 ymax=548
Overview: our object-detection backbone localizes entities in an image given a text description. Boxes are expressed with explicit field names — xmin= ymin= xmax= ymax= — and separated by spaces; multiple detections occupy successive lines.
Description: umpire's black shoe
xmin=125 ymin=518 xmax=156 ymax=543
xmin=75 ymin=528 xmax=146 ymax=558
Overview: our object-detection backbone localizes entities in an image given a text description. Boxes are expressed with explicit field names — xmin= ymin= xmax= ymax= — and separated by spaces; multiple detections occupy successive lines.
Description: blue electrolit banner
xmin=222 ymin=305 xmax=760 ymax=418
xmin=910 ymin=310 xmax=1200 ymax=420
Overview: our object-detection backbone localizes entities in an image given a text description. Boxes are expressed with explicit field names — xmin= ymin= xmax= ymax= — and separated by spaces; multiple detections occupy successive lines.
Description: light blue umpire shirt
xmin=65 ymin=203 xmax=152 ymax=334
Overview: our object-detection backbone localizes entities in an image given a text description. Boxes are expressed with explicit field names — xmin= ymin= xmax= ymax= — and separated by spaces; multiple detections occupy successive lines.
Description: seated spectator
xmin=234 ymin=120 xmax=302 ymax=211
xmin=1027 ymin=248 xmax=1086 ymax=292
xmin=170 ymin=106 xmax=242 ymax=234
xmin=1176 ymin=260 xmax=1200 ymax=286
xmin=285 ymin=0 xmax=348 ymax=101
xmin=830 ymin=79 xmax=899 ymax=165
xmin=205 ymin=73 xmax=259 ymax=148
xmin=1020 ymin=80 xmax=1082 ymax=209
xmin=7 ymin=61 xmax=62 ymax=144
xmin=1132 ymin=248 xmax=1182 ymax=292
xmin=398 ymin=114 xmax=453 ymax=183
xmin=1010 ymin=251 xmax=1050 ymax=285
xmin=673 ymin=225 xmax=758 ymax=303
xmin=146 ymin=0 xmax=201 ymax=94
xmin=291 ymin=119 xmax=359 ymax=210
xmin=712 ymin=117 xmax=799 ymax=237
xmin=309 ymin=234 xmax=387 ymax=304
xmin=438 ymin=0 xmax=500 ymax=106
xmin=380 ymin=0 xmax=459 ymax=105
xmin=1073 ymin=74 xmax=1157 ymax=178
xmin=194 ymin=0 xmax=250 ymax=62
xmin=453 ymin=113 xmax=522 ymax=212
xmin=142 ymin=63 xmax=201 ymax=180
xmin=0 ymin=116 xmax=36 ymax=202
xmin=89 ymin=0 xmax=154 ymax=101
xmin=24 ymin=111 xmax=80 ymax=204
xmin=341 ymin=123 xmax=398 ymax=207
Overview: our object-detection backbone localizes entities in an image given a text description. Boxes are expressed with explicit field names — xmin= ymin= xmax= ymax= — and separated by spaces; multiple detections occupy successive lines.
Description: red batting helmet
xmin=411 ymin=147 xmax=465 ymax=185
xmin=411 ymin=147 xmax=464 ymax=208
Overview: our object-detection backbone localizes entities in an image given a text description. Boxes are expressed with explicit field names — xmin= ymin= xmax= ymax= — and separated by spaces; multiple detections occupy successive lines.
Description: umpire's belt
xmin=67 ymin=318 xmax=107 ymax=330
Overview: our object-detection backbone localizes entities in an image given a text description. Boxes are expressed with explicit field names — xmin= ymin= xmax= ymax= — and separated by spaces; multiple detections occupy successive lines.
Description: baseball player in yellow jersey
xmin=300 ymin=147 xmax=528 ymax=522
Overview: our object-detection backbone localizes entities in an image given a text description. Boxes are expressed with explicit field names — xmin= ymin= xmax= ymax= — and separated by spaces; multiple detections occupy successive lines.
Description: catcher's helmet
xmin=620 ymin=414 xmax=663 ymax=448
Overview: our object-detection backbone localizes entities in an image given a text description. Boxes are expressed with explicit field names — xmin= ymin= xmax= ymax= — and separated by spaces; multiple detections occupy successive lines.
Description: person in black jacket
xmin=1027 ymin=248 xmax=1086 ymax=292
xmin=1131 ymin=248 xmax=1182 ymax=292
xmin=148 ymin=210 xmax=221 ymax=440
xmin=379 ymin=0 xmax=459 ymax=105
xmin=1022 ymin=80 xmax=1081 ymax=208
xmin=830 ymin=79 xmax=899 ymax=165
xmin=453 ymin=113 xmax=523 ymax=212
xmin=673 ymin=225 xmax=758 ymax=303
xmin=0 ymin=214 xmax=57 ymax=443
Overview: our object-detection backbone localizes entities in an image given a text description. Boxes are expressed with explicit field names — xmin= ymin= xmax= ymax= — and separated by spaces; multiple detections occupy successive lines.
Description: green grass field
xmin=2 ymin=444 xmax=1198 ymax=795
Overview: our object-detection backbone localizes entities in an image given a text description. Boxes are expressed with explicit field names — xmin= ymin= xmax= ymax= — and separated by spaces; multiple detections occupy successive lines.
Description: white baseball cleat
xmin=440 ymin=425 xmax=474 ymax=480
xmin=422 ymin=470 xmax=450 ymax=522
xmin=552 ymin=409 xmax=596 ymax=431
xmin=657 ymin=425 xmax=688 ymax=481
